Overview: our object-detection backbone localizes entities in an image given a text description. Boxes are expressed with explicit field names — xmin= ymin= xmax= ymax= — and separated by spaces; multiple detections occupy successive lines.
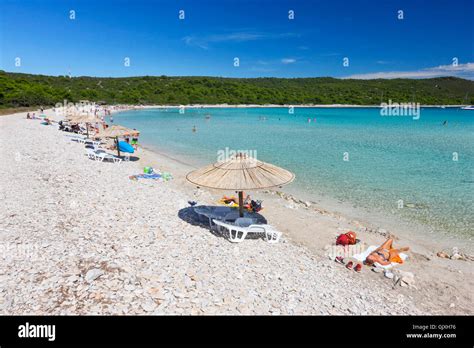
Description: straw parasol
xmin=95 ymin=125 xmax=140 ymax=157
xmin=186 ymin=153 xmax=295 ymax=217
xmin=67 ymin=114 xmax=104 ymax=138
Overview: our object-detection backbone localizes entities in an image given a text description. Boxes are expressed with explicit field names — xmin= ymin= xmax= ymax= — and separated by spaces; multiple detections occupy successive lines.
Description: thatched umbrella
xmin=67 ymin=114 xmax=103 ymax=138
xmin=95 ymin=125 xmax=140 ymax=157
xmin=186 ymin=153 xmax=295 ymax=217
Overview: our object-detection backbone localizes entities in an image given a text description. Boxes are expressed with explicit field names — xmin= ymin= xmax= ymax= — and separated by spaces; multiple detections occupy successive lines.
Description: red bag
xmin=336 ymin=231 xmax=357 ymax=246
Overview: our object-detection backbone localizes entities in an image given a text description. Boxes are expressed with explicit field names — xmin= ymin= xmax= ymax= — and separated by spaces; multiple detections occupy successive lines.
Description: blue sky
xmin=0 ymin=0 xmax=473 ymax=78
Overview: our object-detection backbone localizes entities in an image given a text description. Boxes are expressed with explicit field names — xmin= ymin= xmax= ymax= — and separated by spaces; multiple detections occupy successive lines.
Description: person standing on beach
xmin=131 ymin=129 xmax=138 ymax=150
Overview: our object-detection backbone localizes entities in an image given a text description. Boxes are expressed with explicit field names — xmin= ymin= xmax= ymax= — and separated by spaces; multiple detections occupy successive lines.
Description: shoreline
xmin=118 ymin=104 xmax=469 ymax=109
xmin=1 ymin=108 xmax=473 ymax=315
xmin=3 ymin=103 xmax=468 ymax=118
xmin=138 ymin=140 xmax=473 ymax=254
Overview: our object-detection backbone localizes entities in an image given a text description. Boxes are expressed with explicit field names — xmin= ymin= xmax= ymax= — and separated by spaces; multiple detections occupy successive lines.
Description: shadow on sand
xmin=178 ymin=205 xmax=268 ymax=241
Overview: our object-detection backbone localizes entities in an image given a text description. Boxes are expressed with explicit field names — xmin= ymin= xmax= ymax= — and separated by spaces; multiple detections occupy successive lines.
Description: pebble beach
xmin=0 ymin=109 xmax=472 ymax=315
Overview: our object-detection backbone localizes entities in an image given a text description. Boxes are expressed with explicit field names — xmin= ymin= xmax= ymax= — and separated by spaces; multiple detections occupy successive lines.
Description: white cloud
xmin=183 ymin=32 xmax=299 ymax=49
xmin=281 ymin=58 xmax=296 ymax=64
xmin=344 ymin=63 xmax=474 ymax=80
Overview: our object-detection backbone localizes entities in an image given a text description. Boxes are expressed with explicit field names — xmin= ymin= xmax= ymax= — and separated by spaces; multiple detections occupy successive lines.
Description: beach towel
xmin=351 ymin=245 xmax=377 ymax=262
xmin=348 ymin=245 xmax=408 ymax=269
xmin=129 ymin=173 xmax=162 ymax=180
xmin=374 ymin=253 xmax=408 ymax=270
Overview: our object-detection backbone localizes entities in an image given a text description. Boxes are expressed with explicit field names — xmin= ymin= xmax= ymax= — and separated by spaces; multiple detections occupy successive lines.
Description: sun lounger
xmin=212 ymin=219 xmax=282 ymax=243
xmin=194 ymin=206 xmax=232 ymax=230
xmin=86 ymin=149 xmax=122 ymax=163
xmin=67 ymin=134 xmax=87 ymax=143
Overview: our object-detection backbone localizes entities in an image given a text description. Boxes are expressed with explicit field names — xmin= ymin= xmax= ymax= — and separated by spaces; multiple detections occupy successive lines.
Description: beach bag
xmin=336 ymin=231 xmax=357 ymax=246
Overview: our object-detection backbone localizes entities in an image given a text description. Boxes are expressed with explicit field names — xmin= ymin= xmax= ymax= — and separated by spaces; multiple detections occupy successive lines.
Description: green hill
xmin=1 ymin=70 xmax=473 ymax=107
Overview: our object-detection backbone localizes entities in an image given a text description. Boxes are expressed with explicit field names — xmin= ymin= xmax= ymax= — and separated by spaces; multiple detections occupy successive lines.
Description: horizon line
xmin=1 ymin=70 xmax=472 ymax=81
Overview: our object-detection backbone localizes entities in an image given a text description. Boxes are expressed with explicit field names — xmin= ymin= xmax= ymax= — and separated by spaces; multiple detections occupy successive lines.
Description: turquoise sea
xmin=115 ymin=107 xmax=474 ymax=239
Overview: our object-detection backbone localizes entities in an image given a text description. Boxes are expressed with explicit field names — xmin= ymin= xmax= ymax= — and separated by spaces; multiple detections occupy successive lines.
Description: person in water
xmin=365 ymin=238 xmax=409 ymax=266
xmin=192 ymin=125 xmax=197 ymax=133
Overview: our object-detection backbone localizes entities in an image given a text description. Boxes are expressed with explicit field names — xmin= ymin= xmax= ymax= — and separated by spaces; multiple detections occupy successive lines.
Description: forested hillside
xmin=1 ymin=70 xmax=473 ymax=107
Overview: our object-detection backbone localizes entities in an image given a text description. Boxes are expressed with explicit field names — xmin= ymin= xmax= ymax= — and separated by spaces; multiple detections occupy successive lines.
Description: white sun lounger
xmin=213 ymin=219 xmax=282 ymax=243
xmin=86 ymin=149 xmax=122 ymax=163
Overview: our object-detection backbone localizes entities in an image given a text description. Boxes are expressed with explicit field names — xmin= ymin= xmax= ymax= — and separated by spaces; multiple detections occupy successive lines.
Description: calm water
xmin=115 ymin=107 xmax=474 ymax=238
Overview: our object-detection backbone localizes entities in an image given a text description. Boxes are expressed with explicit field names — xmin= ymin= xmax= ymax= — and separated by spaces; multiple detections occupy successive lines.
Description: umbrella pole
xmin=116 ymin=136 xmax=121 ymax=157
xmin=238 ymin=191 xmax=244 ymax=217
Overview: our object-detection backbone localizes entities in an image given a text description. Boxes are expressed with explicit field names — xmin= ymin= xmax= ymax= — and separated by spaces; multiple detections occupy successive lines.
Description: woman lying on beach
xmin=365 ymin=238 xmax=409 ymax=266
xmin=340 ymin=237 xmax=409 ymax=272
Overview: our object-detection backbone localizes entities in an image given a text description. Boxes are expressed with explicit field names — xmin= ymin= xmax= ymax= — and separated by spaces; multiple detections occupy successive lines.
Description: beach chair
xmin=86 ymin=148 xmax=99 ymax=161
xmin=110 ymin=155 xmax=123 ymax=164
xmin=68 ymin=135 xmax=87 ymax=143
xmin=100 ymin=153 xmax=122 ymax=164
xmin=212 ymin=219 xmax=282 ymax=243
xmin=203 ymin=206 xmax=232 ymax=230
xmin=85 ymin=149 xmax=122 ymax=164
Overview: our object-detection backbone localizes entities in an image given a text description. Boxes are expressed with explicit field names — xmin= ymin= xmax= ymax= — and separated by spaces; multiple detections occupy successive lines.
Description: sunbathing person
xmin=365 ymin=238 xmax=409 ymax=266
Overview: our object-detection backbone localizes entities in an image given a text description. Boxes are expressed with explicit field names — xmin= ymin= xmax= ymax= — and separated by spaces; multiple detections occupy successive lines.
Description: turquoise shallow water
xmin=115 ymin=107 xmax=474 ymax=238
